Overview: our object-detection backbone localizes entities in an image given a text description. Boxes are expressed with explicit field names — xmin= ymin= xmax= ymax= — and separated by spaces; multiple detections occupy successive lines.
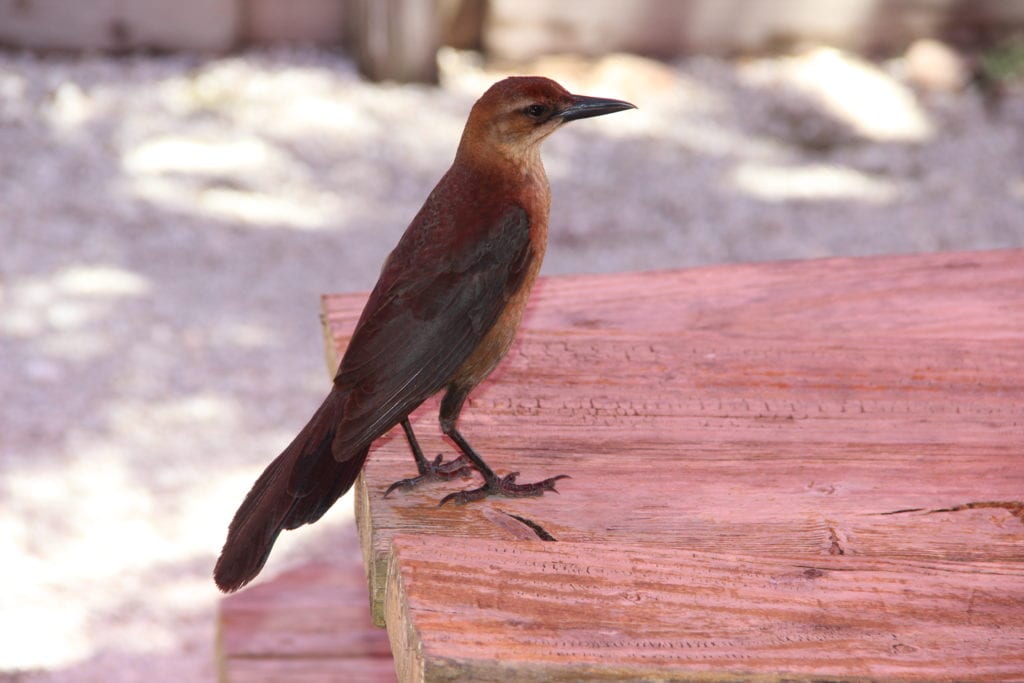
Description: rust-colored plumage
xmin=214 ymin=76 xmax=634 ymax=592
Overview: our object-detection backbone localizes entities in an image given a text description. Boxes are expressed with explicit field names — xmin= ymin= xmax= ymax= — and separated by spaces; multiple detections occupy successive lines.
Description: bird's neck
xmin=448 ymin=143 xmax=550 ymax=251
xmin=500 ymin=145 xmax=544 ymax=176
xmin=456 ymin=143 xmax=548 ymax=192
xmin=456 ymin=122 xmax=548 ymax=175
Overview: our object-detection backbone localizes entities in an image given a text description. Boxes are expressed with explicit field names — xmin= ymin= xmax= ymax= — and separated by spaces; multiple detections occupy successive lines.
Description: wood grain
xmin=385 ymin=535 xmax=1024 ymax=682
xmin=350 ymin=332 xmax=1024 ymax=623
xmin=217 ymin=560 xmax=396 ymax=682
xmin=323 ymin=248 xmax=1024 ymax=347
xmin=319 ymin=248 xmax=1024 ymax=681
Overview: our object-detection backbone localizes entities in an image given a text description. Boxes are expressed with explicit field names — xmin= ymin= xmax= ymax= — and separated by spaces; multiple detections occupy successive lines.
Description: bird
xmin=214 ymin=76 xmax=635 ymax=593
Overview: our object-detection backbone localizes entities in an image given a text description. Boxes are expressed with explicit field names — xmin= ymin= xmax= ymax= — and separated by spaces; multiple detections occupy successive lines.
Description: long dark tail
xmin=214 ymin=387 xmax=369 ymax=592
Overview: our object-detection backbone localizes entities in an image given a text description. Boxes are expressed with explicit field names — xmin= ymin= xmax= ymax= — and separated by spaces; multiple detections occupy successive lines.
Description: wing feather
xmin=330 ymin=199 xmax=533 ymax=460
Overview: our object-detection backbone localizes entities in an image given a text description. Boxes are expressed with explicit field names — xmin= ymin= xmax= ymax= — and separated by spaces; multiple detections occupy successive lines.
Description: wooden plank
xmin=323 ymin=249 xmax=1024 ymax=351
xmin=351 ymin=331 xmax=1024 ymax=624
xmin=217 ymin=561 xmax=396 ymax=683
xmin=384 ymin=535 xmax=1024 ymax=682
xmin=224 ymin=658 xmax=398 ymax=683
xmin=321 ymin=250 xmax=1024 ymax=625
xmin=319 ymin=248 xmax=1024 ymax=679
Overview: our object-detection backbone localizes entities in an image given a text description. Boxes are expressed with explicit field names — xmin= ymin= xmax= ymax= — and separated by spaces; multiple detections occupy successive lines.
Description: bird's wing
xmin=329 ymin=202 xmax=534 ymax=460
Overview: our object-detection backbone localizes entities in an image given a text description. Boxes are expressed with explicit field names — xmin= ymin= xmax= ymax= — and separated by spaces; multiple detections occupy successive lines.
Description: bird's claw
xmin=433 ymin=454 xmax=475 ymax=477
xmin=383 ymin=454 xmax=474 ymax=497
xmin=438 ymin=471 xmax=571 ymax=506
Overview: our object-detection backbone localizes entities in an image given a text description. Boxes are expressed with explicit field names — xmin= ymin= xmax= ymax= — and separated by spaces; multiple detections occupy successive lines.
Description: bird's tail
xmin=214 ymin=387 xmax=369 ymax=592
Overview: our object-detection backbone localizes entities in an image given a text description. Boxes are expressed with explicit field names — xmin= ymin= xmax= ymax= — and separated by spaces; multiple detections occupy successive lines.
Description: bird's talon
xmin=541 ymin=474 xmax=571 ymax=493
xmin=439 ymin=487 xmax=488 ymax=507
xmin=437 ymin=471 xmax=570 ymax=505
xmin=385 ymin=454 xmax=476 ymax=497
xmin=383 ymin=477 xmax=419 ymax=498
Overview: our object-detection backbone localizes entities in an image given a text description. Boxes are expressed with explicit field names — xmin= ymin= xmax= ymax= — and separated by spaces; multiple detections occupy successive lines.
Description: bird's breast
xmin=451 ymin=176 xmax=549 ymax=389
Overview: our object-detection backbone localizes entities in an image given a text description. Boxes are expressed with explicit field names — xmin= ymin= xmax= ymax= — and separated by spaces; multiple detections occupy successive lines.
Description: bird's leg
xmin=437 ymin=386 xmax=569 ymax=507
xmin=383 ymin=418 xmax=473 ymax=497
xmin=438 ymin=428 xmax=569 ymax=506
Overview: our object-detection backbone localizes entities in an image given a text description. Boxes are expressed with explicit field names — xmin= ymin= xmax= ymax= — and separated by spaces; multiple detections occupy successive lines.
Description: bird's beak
xmin=557 ymin=94 xmax=637 ymax=121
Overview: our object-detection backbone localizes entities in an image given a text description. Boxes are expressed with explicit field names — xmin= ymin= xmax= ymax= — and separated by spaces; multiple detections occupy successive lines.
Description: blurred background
xmin=2 ymin=0 xmax=1023 ymax=681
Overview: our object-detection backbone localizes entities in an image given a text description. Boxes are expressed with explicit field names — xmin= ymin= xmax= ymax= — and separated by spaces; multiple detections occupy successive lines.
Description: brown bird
xmin=214 ymin=76 xmax=634 ymax=592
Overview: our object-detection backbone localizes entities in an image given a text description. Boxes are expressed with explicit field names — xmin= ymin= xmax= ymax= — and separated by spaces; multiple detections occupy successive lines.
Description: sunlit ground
xmin=1 ymin=46 xmax=1022 ymax=681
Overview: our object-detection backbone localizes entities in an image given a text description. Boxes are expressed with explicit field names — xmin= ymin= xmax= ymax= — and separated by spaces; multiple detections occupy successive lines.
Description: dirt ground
xmin=1 ymin=47 xmax=1022 ymax=681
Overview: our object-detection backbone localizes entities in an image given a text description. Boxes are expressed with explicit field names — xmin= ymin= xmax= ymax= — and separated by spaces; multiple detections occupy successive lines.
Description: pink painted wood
xmin=317 ymin=249 xmax=1024 ymax=682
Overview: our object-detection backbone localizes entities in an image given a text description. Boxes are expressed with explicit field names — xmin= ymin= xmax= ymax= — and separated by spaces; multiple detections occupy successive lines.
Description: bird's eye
xmin=524 ymin=104 xmax=547 ymax=118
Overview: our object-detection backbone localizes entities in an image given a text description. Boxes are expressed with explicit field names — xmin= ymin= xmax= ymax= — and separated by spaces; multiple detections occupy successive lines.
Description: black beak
xmin=557 ymin=94 xmax=636 ymax=122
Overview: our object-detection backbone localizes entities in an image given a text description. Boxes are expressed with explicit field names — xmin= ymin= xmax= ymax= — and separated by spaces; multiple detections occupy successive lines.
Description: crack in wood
xmin=878 ymin=507 xmax=926 ymax=515
xmin=503 ymin=511 xmax=558 ymax=541
xmin=877 ymin=501 xmax=1024 ymax=525
xmin=929 ymin=500 xmax=1024 ymax=524
xmin=481 ymin=507 xmax=559 ymax=541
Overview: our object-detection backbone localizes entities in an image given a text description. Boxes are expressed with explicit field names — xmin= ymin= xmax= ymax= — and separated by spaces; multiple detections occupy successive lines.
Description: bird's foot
xmin=383 ymin=454 xmax=474 ymax=497
xmin=439 ymin=471 xmax=570 ymax=507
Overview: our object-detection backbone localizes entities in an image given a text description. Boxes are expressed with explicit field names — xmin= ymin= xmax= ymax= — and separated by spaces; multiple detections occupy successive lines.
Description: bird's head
xmin=458 ymin=76 xmax=635 ymax=166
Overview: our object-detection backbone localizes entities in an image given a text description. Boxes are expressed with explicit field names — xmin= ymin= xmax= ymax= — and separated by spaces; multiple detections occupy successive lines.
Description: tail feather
xmin=214 ymin=388 xmax=369 ymax=592
xmin=283 ymin=442 xmax=369 ymax=530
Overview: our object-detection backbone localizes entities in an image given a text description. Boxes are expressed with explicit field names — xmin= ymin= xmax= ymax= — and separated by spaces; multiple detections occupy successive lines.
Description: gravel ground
xmin=1 ymin=46 xmax=1022 ymax=682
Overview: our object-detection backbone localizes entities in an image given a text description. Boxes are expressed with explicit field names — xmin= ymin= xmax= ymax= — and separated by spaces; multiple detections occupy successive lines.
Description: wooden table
xmin=316 ymin=249 xmax=1022 ymax=681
